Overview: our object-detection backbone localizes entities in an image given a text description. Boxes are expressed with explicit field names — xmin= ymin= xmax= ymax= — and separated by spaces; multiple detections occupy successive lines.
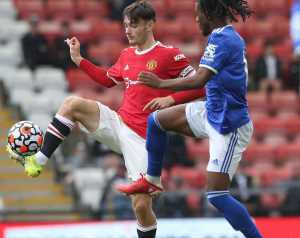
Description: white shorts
xmin=185 ymin=101 xmax=253 ymax=179
xmin=87 ymin=102 xmax=147 ymax=181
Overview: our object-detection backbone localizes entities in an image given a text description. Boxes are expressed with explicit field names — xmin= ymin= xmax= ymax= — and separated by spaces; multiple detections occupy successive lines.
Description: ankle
xmin=146 ymin=175 xmax=161 ymax=185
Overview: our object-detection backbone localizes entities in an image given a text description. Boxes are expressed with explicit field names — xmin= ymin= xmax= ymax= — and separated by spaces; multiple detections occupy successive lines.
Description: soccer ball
xmin=7 ymin=121 xmax=43 ymax=157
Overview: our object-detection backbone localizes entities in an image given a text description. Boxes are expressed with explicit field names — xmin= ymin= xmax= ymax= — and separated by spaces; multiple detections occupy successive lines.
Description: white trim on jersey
xmin=213 ymin=24 xmax=233 ymax=34
xmin=199 ymin=64 xmax=218 ymax=74
xmin=135 ymin=41 xmax=160 ymax=55
xmin=106 ymin=72 xmax=120 ymax=84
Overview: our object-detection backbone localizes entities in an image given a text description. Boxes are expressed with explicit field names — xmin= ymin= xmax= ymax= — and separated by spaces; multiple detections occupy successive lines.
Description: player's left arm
xmin=139 ymin=67 xmax=213 ymax=91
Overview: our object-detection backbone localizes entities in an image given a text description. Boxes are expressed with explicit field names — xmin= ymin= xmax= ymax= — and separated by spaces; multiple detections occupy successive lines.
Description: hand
xmin=65 ymin=37 xmax=83 ymax=66
xmin=6 ymin=145 xmax=25 ymax=166
xmin=143 ymin=96 xmax=175 ymax=111
xmin=138 ymin=71 xmax=164 ymax=88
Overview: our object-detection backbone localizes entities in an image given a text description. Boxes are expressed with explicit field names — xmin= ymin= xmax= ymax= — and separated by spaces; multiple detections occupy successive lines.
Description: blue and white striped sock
xmin=207 ymin=191 xmax=263 ymax=238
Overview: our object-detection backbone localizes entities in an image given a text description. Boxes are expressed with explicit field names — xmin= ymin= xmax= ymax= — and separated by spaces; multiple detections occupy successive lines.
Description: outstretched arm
xmin=66 ymin=37 xmax=116 ymax=88
xmin=138 ymin=67 xmax=213 ymax=91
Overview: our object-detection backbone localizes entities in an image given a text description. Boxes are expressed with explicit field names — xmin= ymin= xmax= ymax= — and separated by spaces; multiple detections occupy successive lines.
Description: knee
xmin=61 ymin=96 xmax=83 ymax=117
xmin=132 ymin=198 xmax=151 ymax=217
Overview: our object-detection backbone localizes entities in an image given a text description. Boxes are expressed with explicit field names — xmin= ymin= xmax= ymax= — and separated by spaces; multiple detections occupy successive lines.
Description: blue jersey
xmin=200 ymin=25 xmax=250 ymax=134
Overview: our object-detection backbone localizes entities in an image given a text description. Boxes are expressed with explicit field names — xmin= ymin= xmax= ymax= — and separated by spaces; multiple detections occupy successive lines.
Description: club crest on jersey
xmin=203 ymin=44 xmax=217 ymax=62
xmin=146 ymin=60 xmax=158 ymax=71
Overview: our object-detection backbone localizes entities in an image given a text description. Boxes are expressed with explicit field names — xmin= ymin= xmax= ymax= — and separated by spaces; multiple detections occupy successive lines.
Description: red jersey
xmin=80 ymin=42 xmax=205 ymax=138
xmin=106 ymin=42 xmax=204 ymax=138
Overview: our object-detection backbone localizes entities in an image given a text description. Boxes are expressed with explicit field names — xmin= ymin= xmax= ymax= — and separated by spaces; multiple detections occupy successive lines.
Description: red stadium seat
xmin=168 ymin=0 xmax=194 ymax=17
xmin=254 ymin=116 xmax=286 ymax=139
xmin=14 ymin=0 xmax=45 ymax=20
xmin=269 ymin=91 xmax=299 ymax=114
xmin=88 ymin=41 xmax=124 ymax=66
xmin=244 ymin=142 xmax=276 ymax=163
xmin=70 ymin=20 xmax=92 ymax=43
xmin=91 ymin=20 xmax=123 ymax=42
xmin=76 ymin=0 xmax=109 ymax=19
xmin=170 ymin=166 xmax=207 ymax=188
xmin=154 ymin=19 xmax=184 ymax=42
xmin=38 ymin=20 xmax=61 ymax=43
xmin=186 ymin=138 xmax=209 ymax=161
xmin=246 ymin=39 xmax=264 ymax=63
xmin=247 ymin=92 xmax=270 ymax=113
xmin=284 ymin=116 xmax=300 ymax=139
xmin=66 ymin=69 xmax=104 ymax=91
xmin=45 ymin=0 xmax=75 ymax=20
xmin=275 ymin=142 xmax=300 ymax=162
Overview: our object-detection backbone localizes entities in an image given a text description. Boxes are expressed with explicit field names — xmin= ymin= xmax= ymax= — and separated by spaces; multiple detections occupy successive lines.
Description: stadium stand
xmin=0 ymin=0 xmax=298 ymax=221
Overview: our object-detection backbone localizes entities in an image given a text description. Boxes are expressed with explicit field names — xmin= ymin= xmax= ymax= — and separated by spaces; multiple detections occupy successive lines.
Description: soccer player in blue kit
xmin=118 ymin=0 xmax=264 ymax=237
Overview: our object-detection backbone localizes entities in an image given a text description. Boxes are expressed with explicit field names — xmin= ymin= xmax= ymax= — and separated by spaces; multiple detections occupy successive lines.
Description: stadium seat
xmin=88 ymin=41 xmax=124 ymax=66
xmin=9 ymin=88 xmax=35 ymax=107
xmin=38 ymin=20 xmax=61 ymax=43
xmin=244 ymin=142 xmax=276 ymax=163
xmin=0 ymin=0 xmax=16 ymax=20
xmin=186 ymin=138 xmax=209 ymax=161
xmin=34 ymin=67 xmax=67 ymax=91
xmin=275 ymin=142 xmax=300 ymax=162
xmin=45 ymin=0 xmax=75 ymax=20
xmin=76 ymin=0 xmax=109 ymax=19
xmin=154 ymin=19 xmax=183 ymax=42
xmin=14 ymin=0 xmax=45 ymax=20
xmin=170 ymin=166 xmax=206 ymax=188
xmin=27 ymin=112 xmax=52 ymax=131
xmin=91 ymin=20 xmax=123 ymax=42
xmin=168 ymin=0 xmax=194 ymax=17
xmin=16 ymin=91 xmax=53 ymax=116
xmin=40 ymin=89 xmax=70 ymax=113
xmin=0 ymin=65 xmax=16 ymax=88
xmin=269 ymin=91 xmax=299 ymax=114
xmin=70 ymin=20 xmax=92 ymax=43
xmin=5 ymin=68 xmax=34 ymax=91
xmin=254 ymin=116 xmax=286 ymax=140
xmin=247 ymin=92 xmax=270 ymax=113
xmin=0 ymin=41 xmax=22 ymax=66
xmin=284 ymin=116 xmax=300 ymax=139
xmin=66 ymin=68 xmax=104 ymax=91
xmin=0 ymin=19 xmax=30 ymax=42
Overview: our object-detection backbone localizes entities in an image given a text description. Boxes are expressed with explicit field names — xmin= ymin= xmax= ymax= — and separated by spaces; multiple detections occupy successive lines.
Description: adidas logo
xmin=212 ymin=159 xmax=219 ymax=166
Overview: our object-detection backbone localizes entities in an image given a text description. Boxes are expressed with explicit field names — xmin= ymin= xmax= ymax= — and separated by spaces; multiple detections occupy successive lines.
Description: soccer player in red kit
xmin=7 ymin=1 xmax=204 ymax=238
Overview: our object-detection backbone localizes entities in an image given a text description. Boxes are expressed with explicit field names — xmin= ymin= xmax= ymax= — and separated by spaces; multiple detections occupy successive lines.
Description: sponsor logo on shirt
xmin=124 ymin=64 xmax=129 ymax=71
xmin=174 ymin=53 xmax=186 ymax=61
xmin=203 ymin=44 xmax=217 ymax=62
xmin=146 ymin=60 xmax=158 ymax=71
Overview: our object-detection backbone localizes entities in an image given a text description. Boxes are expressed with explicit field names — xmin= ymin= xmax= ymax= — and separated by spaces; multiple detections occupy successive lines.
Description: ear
xmin=146 ymin=20 xmax=154 ymax=32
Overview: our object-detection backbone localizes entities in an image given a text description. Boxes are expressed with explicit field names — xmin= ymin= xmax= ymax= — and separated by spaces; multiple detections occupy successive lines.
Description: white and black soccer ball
xmin=7 ymin=121 xmax=43 ymax=157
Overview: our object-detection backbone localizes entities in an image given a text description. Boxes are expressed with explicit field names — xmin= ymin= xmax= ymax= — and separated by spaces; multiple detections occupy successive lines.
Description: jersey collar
xmin=135 ymin=41 xmax=160 ymax=55
xmin=212 ymin=24 xmax=233 ymax=34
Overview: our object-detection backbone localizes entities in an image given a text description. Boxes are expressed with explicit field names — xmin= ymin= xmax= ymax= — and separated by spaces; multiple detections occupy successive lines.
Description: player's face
xmin=123 ymin=16 xmax=150 ymax=46
xmin=195 ymin=2 xmax=211 ymax=36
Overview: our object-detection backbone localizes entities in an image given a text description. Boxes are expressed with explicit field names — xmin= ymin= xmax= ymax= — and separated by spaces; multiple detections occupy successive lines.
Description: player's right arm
xmin=66 ymin=37 xmax=121 ymax=88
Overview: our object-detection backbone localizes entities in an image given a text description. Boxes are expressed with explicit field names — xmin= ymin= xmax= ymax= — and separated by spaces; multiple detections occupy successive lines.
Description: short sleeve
xmin=199 ymin=33 xmax=228 ymax=74
xmin=168 ymin=48 xmax=195 ymax=78
xmin=107 ymin=55 xmax=123 ymax=83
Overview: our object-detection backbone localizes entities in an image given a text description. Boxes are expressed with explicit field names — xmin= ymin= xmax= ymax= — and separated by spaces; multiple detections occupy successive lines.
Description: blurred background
xmin=0 ymin=0 xmax=300 ymax=237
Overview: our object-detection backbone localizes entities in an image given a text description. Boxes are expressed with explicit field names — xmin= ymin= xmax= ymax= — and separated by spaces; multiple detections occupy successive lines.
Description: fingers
xmin=65 ymin=37 xmax=79 ymax=47
xmin=143 ymin=99 xmax=157 ymax=111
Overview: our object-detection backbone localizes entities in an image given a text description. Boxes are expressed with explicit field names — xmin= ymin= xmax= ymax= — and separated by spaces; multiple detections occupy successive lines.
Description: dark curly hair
xmin=198 ymin=0 xmax=253 ymax=22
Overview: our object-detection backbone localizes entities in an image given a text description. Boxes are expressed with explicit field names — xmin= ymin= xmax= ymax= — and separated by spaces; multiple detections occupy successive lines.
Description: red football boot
xmin=116 ymin=175 xmax=163 ymax=196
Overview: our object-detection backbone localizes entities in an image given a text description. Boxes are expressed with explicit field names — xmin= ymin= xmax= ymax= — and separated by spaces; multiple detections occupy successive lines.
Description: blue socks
xmin=207 ymin=191 xmax=263 ymax=238
xmin=146 ymin=112 xmax=167 ymax=177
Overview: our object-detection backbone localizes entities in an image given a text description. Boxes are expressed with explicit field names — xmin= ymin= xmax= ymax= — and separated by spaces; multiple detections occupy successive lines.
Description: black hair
xmin=123 ymin=1 xmax=156 ymax=24
xmin=198 ymin=0 xmax=253 ymax=22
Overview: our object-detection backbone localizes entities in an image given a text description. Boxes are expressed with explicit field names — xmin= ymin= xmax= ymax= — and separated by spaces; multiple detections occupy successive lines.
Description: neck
xmin=211 ymin=19 xmax=229 ymax=30
xmin=136 ymin=34 xmax=156 ymax=51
